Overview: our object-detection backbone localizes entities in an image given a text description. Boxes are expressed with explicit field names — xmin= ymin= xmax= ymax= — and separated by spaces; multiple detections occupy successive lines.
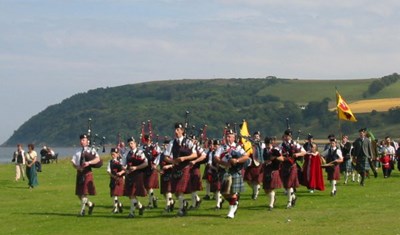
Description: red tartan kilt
xmin=202 ymin=165 xmax=209 ymax=180
xmin=110 ymin=176 xmax=124 ymax=196
xmin=75 ymin=171 xmax=96 ymax=196
xmin=160 ymin=169 xmax=173 ymax=194
xmin=124 ymin=171 xmax=147 ymax=197
xmin=326 ymin=165 xmax=341 ymax=180
xmin=145 ymin=170 xmax=159 ymax=189
xmin=280 ymin=164 xmax=299 ymax=188
xmin=244 ymin=165 xmax=263 ymax=184
xmin=171 ymin=166 xmax=191 ymax=194
xmin=189 ymin=167 xmax=203 ymax=192
xmin=263 ymin=167 xmax=282 ymax=190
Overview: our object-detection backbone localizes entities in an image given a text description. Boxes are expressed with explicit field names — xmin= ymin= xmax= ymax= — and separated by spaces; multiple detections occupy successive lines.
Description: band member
xmin=303 ymin=134 xmax=315 ymax=152
xmin=71 ymin=134 xmax=101 ymax=216
xmin=321 ymin=138 xmax=343 ymax=196
xmin=279 ymin=129 xmax=306 ymax=209
xmin=339 ymin=135 xmax=353 ymax=184
xmin=352 ymin=128 xmax=373 ymax=186
xmin=141 ymin=134 xmax=161 ymax=209
xmin=163 ymin=123 xmax=198 ymax=216
xmin=107 ymin=148 xmax=125 ymax=213
xmin=206 ymin=139 xmax=225 ymax=209
xmin=123 ymin=137 xmax=148 ymax=218
xmin=215 ymin=129 xmax=249 ymax=219
xmin=262 ymin=137 xmax=283 ymax=210
xmin=202 ymin=139 xmax=213 ymax=201
xmin=244 ymin=131 xmax=265 ymax=200
xmin=302 ymin=143 xmax=325 ymax=193
xmin=159 ymin=138 xmax=176 ymax=213
xmin=187 ymin=135 xmax=206 ymax=210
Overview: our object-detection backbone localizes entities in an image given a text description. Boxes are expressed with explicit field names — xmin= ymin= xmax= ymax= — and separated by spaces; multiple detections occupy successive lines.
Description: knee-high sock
xmin=178 ymin=194 xmax=185 ymax=210
xmin=269 ymin=191 xmax=276 ymax=207
xmin=215 ymin=191 xmax=222 ymax=207
xmin=191 ymin=192 xmax=199 ymax=207
xmin=148 ymin=188 xmax=154 ymax=205
xmin=252 ymin=183 xmax=259 ymax=196
xmin=287 ymin=188 xmax=294 ymax=204
xmin=130 ymin=198 xmax=137 ymax=214
xmin=81 ymin=197 xmax=88 ymax=212
xmin=165 ymin=192 xmax=172 ymax=206
xmin=205 ymin=182 xmax=210 ymax=196
xmin=332 ymin=180 xmax=337 ymax=192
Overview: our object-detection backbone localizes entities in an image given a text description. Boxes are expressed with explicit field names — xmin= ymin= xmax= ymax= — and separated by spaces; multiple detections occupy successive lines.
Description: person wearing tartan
xmin=159 ymin=138 xmax=176 ymax=213
xmin=187 ymin=135 xmax=206 ymax=210
xmin=321 ymin=138 xmax=343 ymax=196
xmin=107 ymin=147 xmax=125 ymax=213
xmin=279 ymin=129 xmax=306 ymax=209
xmin=206 ymin=139 xmax=225 ymax=209
xmin=141 ymin=134 xmax=162 ymax=209
xmin=163 ymin=123 xmax=198 ymax=216
xmin=262 ymin=136 xmax=283 ymax=211
xmin=123 ymin=137 xmax=148 ymax=218
xmin=71 ymin=134 xmax=101 ymax=217
xmin=215 ymin=129 xmax=249 ymax=219
xmin=244 ymin=131 xmax=265 ymax=200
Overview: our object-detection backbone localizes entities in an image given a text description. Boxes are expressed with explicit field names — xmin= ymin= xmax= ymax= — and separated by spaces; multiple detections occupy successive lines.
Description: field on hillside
xmin=349 ymin=98 xmax=400 ymax=113
xmin=2 ymin=157 xmax=400 ymax=235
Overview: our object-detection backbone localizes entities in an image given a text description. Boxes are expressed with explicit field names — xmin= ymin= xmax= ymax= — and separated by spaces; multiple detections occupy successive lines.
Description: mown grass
xmin=2 ymin=157 xmax=400 ymax=235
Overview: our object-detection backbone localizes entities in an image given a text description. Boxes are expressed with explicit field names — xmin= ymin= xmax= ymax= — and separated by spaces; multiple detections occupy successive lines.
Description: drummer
xmin=321 ymin=138 xmax=343 ymax=196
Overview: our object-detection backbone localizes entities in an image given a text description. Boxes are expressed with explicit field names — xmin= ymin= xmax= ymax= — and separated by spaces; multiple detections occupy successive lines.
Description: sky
xmin=1 ymin=0 xmax=400 ymax=144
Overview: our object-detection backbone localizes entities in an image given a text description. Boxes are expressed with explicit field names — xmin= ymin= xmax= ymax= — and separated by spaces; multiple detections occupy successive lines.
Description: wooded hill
xmin=4 ymin=74 xmax=400 ymax=146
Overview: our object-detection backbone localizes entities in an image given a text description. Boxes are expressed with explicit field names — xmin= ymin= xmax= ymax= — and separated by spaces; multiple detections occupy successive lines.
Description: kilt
xmin=110 ymin=176 xmax=124 ymax=196
xmin=222 ymin=171 xmax=244 ymax=195
xmin=145 ymin=169 xmax=159 ymax=189
xmin=263 ymin=166 xmax=282 ymax=191
xmin=280 ymin=163 xmax=299 ymax=189
xmin=340 ymin=159 xmax=353 ymax=172
xmin=189 ymin=167 xmax=203 ymax=192
xmin=356 ymin=157 xmax=371 ymax=172
xmin=326 ymin=165 xmax=341 ymax=181
xmin=160 ymin=169 xmax=172 ymax=194
xmin=75 ymin=171 xmax=96 ymax=196
xmin=209 ymin=170 xmax=223 ymax=192
xmin=244 ymin=164 xmax=263 ymax=184
xmin=124 ymin=170 xmax=147 ymax=197
xmin=171 ymin=166 xmax=191 ymax=194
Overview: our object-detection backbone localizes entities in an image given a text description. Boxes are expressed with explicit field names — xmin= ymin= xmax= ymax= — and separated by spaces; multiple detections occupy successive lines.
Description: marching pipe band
xmin=72 ymin=116 xmax=385 ymax=219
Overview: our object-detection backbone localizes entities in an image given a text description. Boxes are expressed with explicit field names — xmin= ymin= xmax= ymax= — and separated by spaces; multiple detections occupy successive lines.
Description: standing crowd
xmin=69 ymin=124 xmax=399 ymax=219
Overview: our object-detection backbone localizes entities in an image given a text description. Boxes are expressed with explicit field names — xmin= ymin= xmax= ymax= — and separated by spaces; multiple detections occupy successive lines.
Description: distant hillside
xmin=4 ymin=74 xmax=400 ymax=146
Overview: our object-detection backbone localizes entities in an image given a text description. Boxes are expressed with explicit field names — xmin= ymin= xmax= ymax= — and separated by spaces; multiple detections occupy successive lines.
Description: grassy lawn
xmin=1 ymin=157 xmax=400 ymax=235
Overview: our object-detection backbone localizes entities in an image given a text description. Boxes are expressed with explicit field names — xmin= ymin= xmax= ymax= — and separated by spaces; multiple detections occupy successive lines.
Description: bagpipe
xmin=83 ymin=117 xmax=104 ymax=168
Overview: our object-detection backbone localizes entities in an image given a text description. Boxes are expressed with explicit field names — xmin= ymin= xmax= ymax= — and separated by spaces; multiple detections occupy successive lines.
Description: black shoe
xmin=138 ymin=206 xmax=144 ymax=216
xmin=177 ymin=209 xmax=187 ymax=217
xmin=203 ymin=195 xmax=211 ymax=200
xmin=268 ymin=206 xmax=273 ymax=211
xmin=88 ymin=203 xmax=95 ymax=215
xmin=112 ymin=206 xmax=118 ymax=214
xmin=128 ymin=212 xmax=135 ymax=218
xmin=218 ymin=199 xmax=225 ymax=209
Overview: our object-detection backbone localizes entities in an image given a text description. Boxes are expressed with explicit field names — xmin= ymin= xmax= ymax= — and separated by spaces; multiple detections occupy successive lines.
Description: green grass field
xmin=2 ymin=157 xmax=400 ymax=235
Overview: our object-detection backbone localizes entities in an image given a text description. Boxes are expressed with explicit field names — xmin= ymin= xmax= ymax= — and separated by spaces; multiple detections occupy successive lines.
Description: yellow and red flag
xmin=240 ymin=120 xmax=253 ymax=154
xmin=336 ymin=90 xmax=357 ymax=122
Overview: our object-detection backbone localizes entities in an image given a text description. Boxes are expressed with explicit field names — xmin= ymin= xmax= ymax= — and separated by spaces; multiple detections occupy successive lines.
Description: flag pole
xmin=335 ymin=87 xmax=343 ymax=139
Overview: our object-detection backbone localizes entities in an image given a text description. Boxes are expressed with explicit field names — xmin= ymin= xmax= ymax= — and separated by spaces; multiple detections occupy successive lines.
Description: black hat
xmin=307 ymin=133 xmax=313 ymax=139
xmin=174 ymin=122 xmax=184 ymax=129
xmin=329 ymin=138 xmax=336 ymax=142
xmin=264 ymin=137 xmax=273 ymax=144
xmin=327 ymin=134 xmax=335 ymax=139
xmin=212 ymin=139 xmax=221 ymax=145
xmin=284 ymin=129 xmax=292 ymax=136
xmin=226 ymin=129 xmax=236 ymax=135
xmin=110 ymin=148 xmax=119 ymax=154
xmin=143 ymin=134 xmax=150 ymax=141
xmin=253 ymin=131 xmax=261 ymax=136
xmin=163 ymin=136 xmax=171 ymax=144
xmin=127 ymin=137 xmax=135 ymax=143
xmin=359 ymin=128 xmax=367 ymax=132
xmin=79 ymin=134 xmax=88 ymax=139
